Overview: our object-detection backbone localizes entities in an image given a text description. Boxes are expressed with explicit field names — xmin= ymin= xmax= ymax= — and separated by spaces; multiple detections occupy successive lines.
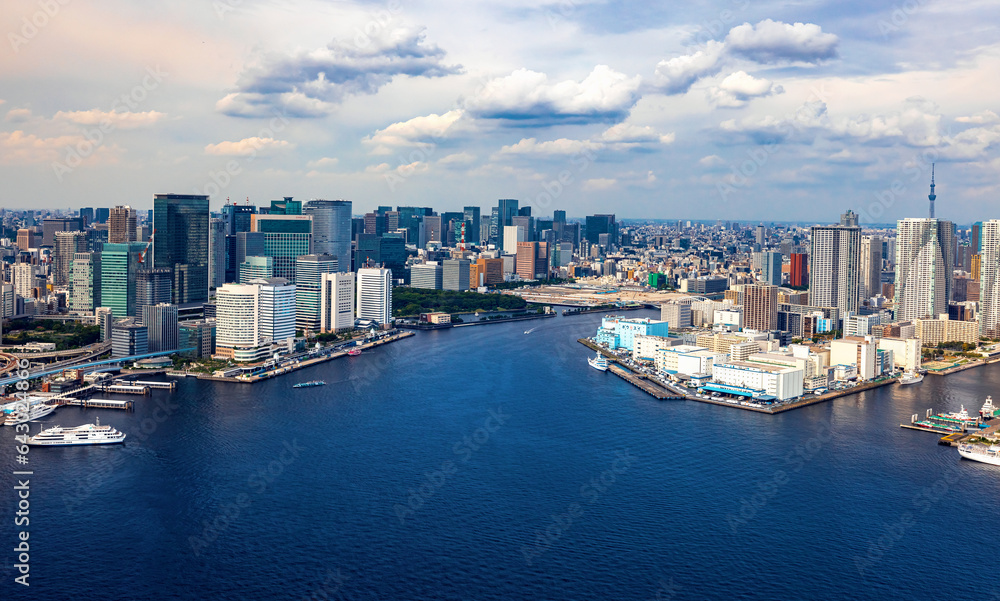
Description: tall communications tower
xmin=928 ymin=163 xmax=936 ymax=219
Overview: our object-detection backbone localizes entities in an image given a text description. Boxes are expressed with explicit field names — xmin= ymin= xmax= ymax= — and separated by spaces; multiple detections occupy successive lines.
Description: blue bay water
xmin=2 ymin=309 xmax=1000 ymax=600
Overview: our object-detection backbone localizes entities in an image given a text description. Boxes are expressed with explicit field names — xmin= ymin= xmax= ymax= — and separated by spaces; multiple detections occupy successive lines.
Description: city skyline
xmin=2 ymin=1 xmax=1000 ymax=221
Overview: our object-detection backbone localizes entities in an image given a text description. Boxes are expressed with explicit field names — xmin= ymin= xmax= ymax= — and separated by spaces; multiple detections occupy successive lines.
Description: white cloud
xmin=362 ymin=110 xmax=466 ymax=154
xmin=725 ymin=19 xmax=839 ymax=63
xmin=699 ymin=154 xmax=726 ymax=167
xmin=5 ymin=108 xmax=32 ymax=123
xmin=582 ymin=177 xmax=616 ymax=190
xmin=306 ymin=157 xmax=339 ymax=169
xmin=204 ymin=137 xmax=294 ymax=156
xmin=600 ymin=123 xmax=674 ymax=144
xmin=499 ymin=137 xmax=603 ymax=155
xmin=54 ymin=109 xmax=167 ymax=129
xmin=707 ymin=71 xmax=782 ymax=108
xmin=837 ymin=106 xmax=942 ymax=146
xmin=653 ymin=41 xmax=725 ymax=95
xmin=218 ymin=27 xmax=461 ymax=118
xmin=438 ymin=151 xmax=476 ymax=165
xmin=956 ymin=110 xmax=999 ymax=124
xmin=0 ymin=130 xmax=119 ymax=164
xmin=464 ymin=65 xmax=642 ymax=125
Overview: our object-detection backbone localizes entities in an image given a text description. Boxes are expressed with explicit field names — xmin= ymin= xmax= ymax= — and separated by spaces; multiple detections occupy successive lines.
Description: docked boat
xmin=899 ymin=372 xmax=924 ymax=385
xmin=588 ymin=352 xmax=608 ymax=372
xmin=981 ymin=396 xmax=997 ymax=419
xmin=958 ymin=442 xmax=1000 ymax=467
xmin=27 ymin=417 xmax=125 ymax=446
xmin=4 ymin=402 xmax=56 ymax=426
xmin=293 ymin=380 xmax=326 ymax=388
xmin=347 ymin=348 xmax=362 ymax=356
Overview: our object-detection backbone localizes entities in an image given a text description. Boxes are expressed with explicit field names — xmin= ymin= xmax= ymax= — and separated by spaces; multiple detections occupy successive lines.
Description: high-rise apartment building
xmin=760 ymin=251 xmax=782 ymax=286
xmin=893 ymin=218 xmax=955 ymax=321
xmin=789 ymin=253 xmax=808 ymax=288
xmin=860 ymin=235 xmax=883 ymax=300
xmin=152 ymin=194 xmax=210 ymax=304
xmin=809 ymin=212 xmax=861 ymax=318
xmin=744 ymin=283 xmax=778 ymax=331
xmin=978 ymin=220 xmax=1000 ymax=337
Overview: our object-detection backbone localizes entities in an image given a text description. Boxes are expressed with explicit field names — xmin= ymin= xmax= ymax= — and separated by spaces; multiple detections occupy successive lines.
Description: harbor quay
xmin=579 ymin=338 xmax=897 ymax=414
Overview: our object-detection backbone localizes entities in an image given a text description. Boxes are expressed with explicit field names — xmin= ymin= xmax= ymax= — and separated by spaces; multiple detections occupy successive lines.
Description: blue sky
xmin=1 ymin=0 xmax=999 ymax=223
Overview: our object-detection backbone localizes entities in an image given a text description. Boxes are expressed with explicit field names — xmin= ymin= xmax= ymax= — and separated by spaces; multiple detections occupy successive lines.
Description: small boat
xmin=347 ymin=349 xmax=362 ymax=356
xmin=899 ymin=372 xmax=924 ymax=385
xmin=588 ymin=352 xmax=608 ymax=372
xmin=293 ymin=380 xmax=326 ymax=388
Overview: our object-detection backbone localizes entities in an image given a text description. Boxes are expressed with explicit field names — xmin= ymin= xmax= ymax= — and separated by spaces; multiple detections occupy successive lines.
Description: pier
xmin=62 ymin=398 xmax=134 ymax=410
xmin=607 ymin=363 xmax=684 ymax=400
xmin=97 ymin=384 xmax=151 ymax=395
xmin=126 ymin=380 xmax=176 ymax=390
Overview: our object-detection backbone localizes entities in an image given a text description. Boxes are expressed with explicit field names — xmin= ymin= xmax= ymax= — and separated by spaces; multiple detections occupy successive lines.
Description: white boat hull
xmin=4 ymin=403 xmax=56 ymax=426
xmin=899 ymin=374 xmax=924 ymax=385
xmin=958 ymin=446 xmax=1000 ymax=466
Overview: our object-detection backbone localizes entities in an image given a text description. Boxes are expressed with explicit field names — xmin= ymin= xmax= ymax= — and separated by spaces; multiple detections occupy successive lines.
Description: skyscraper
xmin=295 ymin=254 xmax=338 ymax=331
xmin=304 ymin=200 xmax=352 ymax=272
xmin=255 ymin=277 xmax=296 ymax=343
xmin=894 ymin=218 xmax=955 ymax=321
xmin=136 ymin=268 xmax=173 ymax=308
xmin=109 ymin=205 xmax=138 ymax=244
xmin=69 ymin=252 xmax=100 ymax=312
xmin=496 ymin=199 xmax=519 ymax=251
xmin=251 ymin=214 xmax=313 ymax=282
xmin=979 ymin=220 xmax=1000 ymax=337
xmin=859 ymin=235 xmax=883 ymax=300
xmin=442 ymin=259 xmax=471 ymax=291
xmin=356 ymin=267 xmax=392 ymax=325
xmin=463 ymin=206 xmax=481 ymax=245
xmin=100 ymin=242 xmax=145 ymax=318
xmin=209 ymin=217 xmax=226 ymax=289
xmin=585 ymin=214 xmax=617 ymax=248
xmin=760 ymin=251 xmax=782 ymax=286
xmin=141 ymin=303 xmax=179 ymax=352
xmin=53 ymin=230 xmax=87 ymax=286
xmin=789 ymin=253 xmax=808 ymax=288
xmin=809 ymin=214 xmax=861 ymax=318
xmin=152 ymin=194 xmax=210 ymax=304
xmin=223 ymin=202 xmax=257 ymax=282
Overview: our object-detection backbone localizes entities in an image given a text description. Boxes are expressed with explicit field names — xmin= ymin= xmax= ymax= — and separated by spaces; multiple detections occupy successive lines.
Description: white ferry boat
xmin=588 ymin=352 xmax=608 ymax=372
xmin=899 ymin=372 xmax=924 ymax=385
xmin=958 ymin=442 xmax=1000 ymax=467
xmin=4 ymin=402 xmax=56 ymax=426
xmin=27 ymin=417 xmax=126 ymax=446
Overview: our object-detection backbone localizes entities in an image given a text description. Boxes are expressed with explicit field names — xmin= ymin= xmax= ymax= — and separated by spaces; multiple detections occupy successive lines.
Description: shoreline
xmin=579 ymin=338 xmax=898 ymax=414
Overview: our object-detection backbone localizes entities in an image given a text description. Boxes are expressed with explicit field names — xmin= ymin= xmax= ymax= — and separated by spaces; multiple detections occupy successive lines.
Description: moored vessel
xmin=347 ymin=348 xmax=362 ymax=356
xmin=588 ymin=352 xmax=608 ymax=372
xmin=958 ymin=442 xmax=1000 ymax=467
xmin=981 ymin=396 xmax=997 ymax=419
xmin=4 ymin=401 xmax=57 ymax=426
xmin=899 ymin=372 xmax=924 ymax=385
